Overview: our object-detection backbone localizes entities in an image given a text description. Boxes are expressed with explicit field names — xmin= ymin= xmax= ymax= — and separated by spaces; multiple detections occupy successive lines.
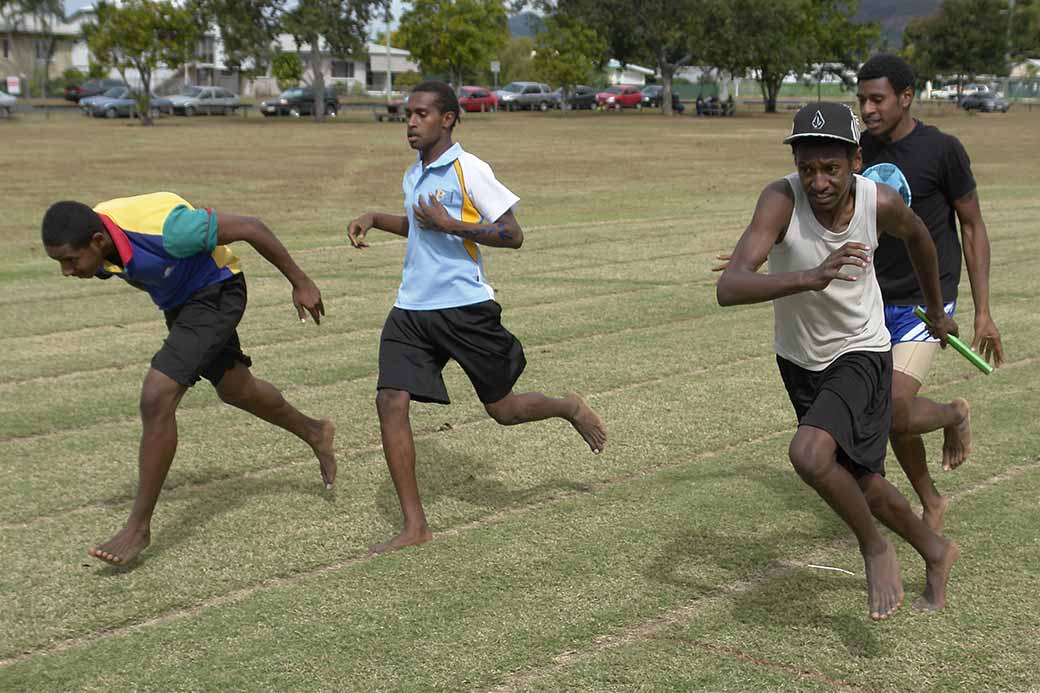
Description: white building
xmin=248 ymin=36 xmax=418 ymax=97
xmin=606 ymin=59 xmax=655 ymax=86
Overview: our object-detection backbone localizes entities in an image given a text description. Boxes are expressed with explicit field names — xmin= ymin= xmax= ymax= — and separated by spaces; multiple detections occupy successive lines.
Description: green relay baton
xmin=912 ymin=306 xmax=994 ymax=375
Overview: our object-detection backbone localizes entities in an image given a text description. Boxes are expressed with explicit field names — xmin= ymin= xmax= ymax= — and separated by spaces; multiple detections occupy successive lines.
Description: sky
xmin=63 ymin=0 xmax=407 ymax=31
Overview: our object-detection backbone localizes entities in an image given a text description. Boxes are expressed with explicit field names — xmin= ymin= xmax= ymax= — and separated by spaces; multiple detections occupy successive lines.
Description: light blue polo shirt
xmin=396 ymin=143 xmax=520 ymax=310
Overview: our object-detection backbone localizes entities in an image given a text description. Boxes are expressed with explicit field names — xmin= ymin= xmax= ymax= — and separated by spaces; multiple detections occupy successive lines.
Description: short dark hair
xmin=791 ymin=137 xmax=859 ymax=162
xmin=412 ymin=80 xmax=461 ymax=129
xmin=858 ymin=53 xmax=916 ymax=95
xmin=41 ymin=201 xmax=104 ymax=248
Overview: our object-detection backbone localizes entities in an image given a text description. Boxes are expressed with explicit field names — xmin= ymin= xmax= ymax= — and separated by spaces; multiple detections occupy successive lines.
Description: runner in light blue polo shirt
xmin=396 ymin=141 xmax=518 ymax=310
xmin=347 ymin=80 xmax=608 ymax=555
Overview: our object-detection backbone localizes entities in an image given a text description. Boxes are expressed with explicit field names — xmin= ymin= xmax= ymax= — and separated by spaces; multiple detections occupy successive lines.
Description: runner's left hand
xmin=972 ymin=314 xmax=1004 ymax=366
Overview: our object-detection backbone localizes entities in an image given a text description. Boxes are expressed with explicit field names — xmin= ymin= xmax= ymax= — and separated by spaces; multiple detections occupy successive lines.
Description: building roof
xmin=606 ymin=59 xmax=655 ymax=76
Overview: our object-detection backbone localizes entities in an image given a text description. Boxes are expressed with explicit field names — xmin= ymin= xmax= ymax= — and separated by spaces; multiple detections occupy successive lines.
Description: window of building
xmin=2 ymin=38 xmax=9 ymax=59
xmin=36 ymin=40 xmax=51 ymax=60
xmin=331 ymin=60 xmax=354 ymax=79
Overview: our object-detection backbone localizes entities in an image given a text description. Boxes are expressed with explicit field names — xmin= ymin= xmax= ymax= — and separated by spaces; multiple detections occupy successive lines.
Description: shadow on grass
xmin=93 ymin=471 xmax=328 ymax=575
xmin=372 ymin=436 xmax=592 ymax=532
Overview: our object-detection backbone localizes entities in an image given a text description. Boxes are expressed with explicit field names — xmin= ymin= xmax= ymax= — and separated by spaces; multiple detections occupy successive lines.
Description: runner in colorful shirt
xmin=42 ymin=193 xmax=335 ymax=565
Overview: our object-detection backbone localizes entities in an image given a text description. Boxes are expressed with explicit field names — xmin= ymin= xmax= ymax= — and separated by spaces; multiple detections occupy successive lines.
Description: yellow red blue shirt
xmin=92 ymin=192 xmax=241 ymax=311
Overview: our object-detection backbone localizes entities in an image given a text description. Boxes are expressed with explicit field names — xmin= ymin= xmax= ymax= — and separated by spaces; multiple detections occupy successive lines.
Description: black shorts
xmin=152 ymin=274 xmax=252 ymax=387
xmin=377 ymin=300 xmax=526 ymax=405
xmin=777 ymin=350 xmax=893 ymax=477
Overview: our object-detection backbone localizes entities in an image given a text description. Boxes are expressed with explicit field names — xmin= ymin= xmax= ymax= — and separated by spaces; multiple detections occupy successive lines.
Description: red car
xmin=596 ymin=85 xmax=643 ymax=110
xmin=457 ymin=86 xmax=498 ymax=112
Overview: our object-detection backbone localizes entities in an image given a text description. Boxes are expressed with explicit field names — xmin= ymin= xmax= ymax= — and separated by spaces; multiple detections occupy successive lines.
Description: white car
xmin=168 ymin=86 xmax=241 ymax=116
xmin=0 ymin=90 xmax=16 ymax=117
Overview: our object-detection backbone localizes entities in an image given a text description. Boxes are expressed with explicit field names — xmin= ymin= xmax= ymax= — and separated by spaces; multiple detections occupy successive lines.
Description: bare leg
xmin=484 ymin=391 xmax=607 ymax=454
xmin=858 ymin=473 xmax=960 ymax=614
xmin=216 ymin=362 xmax=336 ymax=489
xmin=890 ymin=371 xmax=970 ymax=532
xmin=89 ymin=368 xmax=186 ymax=565
xmin=371 ymin=388 xmax=431 ymax=554
xmin=789 ymin=426 xmax=903 ymax=621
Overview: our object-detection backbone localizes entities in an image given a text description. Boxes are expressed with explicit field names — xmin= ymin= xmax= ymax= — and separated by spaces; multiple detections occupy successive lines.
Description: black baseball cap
xmin=783 ymin=102 xmax=861 ymax=146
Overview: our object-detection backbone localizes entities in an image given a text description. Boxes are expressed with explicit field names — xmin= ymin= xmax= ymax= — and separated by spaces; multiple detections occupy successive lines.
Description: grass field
xmin=1 ymin=106 xmax=1038 ymax=691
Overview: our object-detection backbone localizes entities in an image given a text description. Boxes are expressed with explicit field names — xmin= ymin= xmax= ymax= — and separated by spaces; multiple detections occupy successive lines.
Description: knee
xmin=485 ymin=398 xmax=521 ymax=426
xmin=788 ymin=435 xmax=831 ymax=483
xmin=139 ymin=385 xmax=178 ymax=422
xmin=376 ymin=389 xmax=410 ymax=419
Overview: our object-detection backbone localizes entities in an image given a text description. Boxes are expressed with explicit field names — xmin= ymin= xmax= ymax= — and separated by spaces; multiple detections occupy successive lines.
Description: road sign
xmin=490 ymin=61 xmax=500 ymax=74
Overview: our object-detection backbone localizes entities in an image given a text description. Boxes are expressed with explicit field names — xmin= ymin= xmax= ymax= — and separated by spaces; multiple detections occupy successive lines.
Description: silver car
xmin=169 ymin=86 xmax=241 ymax=116
xmin=495 ymin=82 xmax=554 ymax=111
xmin=0 ymin=90 xmax=15 ymax=117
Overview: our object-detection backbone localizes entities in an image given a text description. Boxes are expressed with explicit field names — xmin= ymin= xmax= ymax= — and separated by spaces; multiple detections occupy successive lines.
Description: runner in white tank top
xmin=716 ymin=102 xmax=960 ymax=622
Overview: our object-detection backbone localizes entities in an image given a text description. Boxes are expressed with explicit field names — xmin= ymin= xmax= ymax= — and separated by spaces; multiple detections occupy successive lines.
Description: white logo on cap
xmin=811 ymin=110 xmax=826 ymax=129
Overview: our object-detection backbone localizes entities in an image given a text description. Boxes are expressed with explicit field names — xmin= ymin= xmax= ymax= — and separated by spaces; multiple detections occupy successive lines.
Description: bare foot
xmin=862 ymin=539 xmax=904 ymax=621
xmin=942 ymin=399 xmax=972 ymax=471
xmin=565 ymin=393 xmax=607 ymax=454
xmin=88 ymin=525 xmax=150 ymax=565
xmin=921 ymin=495 xmax=951 ymax=533
xmin=311 ymin=419 xmax=337 ymax=490
xmin=368 ymin=526 xmax=432 ymax=555
xmin=913 ymin=538 xmax=960 ymax=614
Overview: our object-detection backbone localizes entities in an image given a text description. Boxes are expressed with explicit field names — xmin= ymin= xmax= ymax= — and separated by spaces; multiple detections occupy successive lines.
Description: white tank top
xmin=769 ymin=173 xmax=890 ymax=371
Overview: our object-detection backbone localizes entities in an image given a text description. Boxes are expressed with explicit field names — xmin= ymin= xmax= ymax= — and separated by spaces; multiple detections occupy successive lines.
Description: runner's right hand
xmin=347 ymin=214 xmax=372 ymax=249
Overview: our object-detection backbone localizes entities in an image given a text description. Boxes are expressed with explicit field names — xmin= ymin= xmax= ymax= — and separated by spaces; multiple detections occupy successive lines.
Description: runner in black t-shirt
xmin=856 ymin=54 xmax=1004 ymax=533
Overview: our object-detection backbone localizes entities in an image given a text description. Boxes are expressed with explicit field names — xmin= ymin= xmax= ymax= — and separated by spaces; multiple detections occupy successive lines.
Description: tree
xmin=488 ymin=36 xmax=536 ymax=85
xmin=188 ymin=0 xmax=283 ymax=95
xmin=902 ymin=0 xmax=1009 ymax=93
xmin=1010 ymin=0 xmax=1040 ymax=62
xmin=272 ymin=49 xmax=303 ymax=90
xmin=84 ymin=0 xmax=201 ymax=125
xmin=700 ymin=0 xmax=877 ymax=112
xmin=397 ymin=0 xmax=509 ymax=86
xmin=281 ymin=0 xmax=374 ymax=122
xmin=532 ymin=15 xmax=604 ymax=113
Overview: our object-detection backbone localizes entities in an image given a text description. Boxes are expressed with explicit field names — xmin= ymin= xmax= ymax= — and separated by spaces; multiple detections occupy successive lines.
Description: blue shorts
xmin=885 ymin=301 xmax=956 ymax=344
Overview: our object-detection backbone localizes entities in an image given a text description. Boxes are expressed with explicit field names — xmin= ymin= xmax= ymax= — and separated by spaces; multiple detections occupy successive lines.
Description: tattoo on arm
xmin=455 ymin=221 xmax=512 ymax=242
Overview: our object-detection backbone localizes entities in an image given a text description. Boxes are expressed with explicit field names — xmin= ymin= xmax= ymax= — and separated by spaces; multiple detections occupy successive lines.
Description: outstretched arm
xmin=347 ymin=212 xmax=409 ymax=249
xmin=954 ymin=190 xmax=1003 ymax=365
xmin=215 ymin=212 xmax=324 ymax=324
xmin=716 ymin=180 xmax=870 ymax=306
xmin=876 ymin=185 xmax=955 ymax=344
xmin=412 ymin=194 xmax=523 ymax=249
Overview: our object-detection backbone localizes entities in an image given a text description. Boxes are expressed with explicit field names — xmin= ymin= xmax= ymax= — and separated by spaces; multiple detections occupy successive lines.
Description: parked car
xmin=260 ymin=87 xmax=339 ymax=117
xmin=551 ymin=84 xmax=597 ymax=110
xmin=639 ymin=85 xmax=685 ymax=112
xmin=168 ymin=86 xmax=241 ymax=116
xmin=0 ymin=90 xmax=16 ymax=117
xmin=84 ymin=87 xmax=173 ymax=118
xmin=457 ymin=86 xmax=497 ymax=112
xmin=595 ymin=85 xmax=643 ymax=110
xmin=495 ymin=81 xmax=554 ymax=111
xmin=64 ymin=78 xmax=127 ymax=102
xmin=80 ymin=86 xmax=128 ymax=114
xmin=960 ymin=92 xmax=1010 ymax=112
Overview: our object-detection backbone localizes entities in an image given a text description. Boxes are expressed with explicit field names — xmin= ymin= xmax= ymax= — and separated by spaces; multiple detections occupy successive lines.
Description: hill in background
xmin=505 ymin=2 xmax=941 ymax=49
xmin=854 ymin=0 xmax=941 ymax=47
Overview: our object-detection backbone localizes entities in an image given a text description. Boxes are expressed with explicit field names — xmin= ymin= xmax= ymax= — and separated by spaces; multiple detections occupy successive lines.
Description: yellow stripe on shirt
xmin=453 ymin=159 xmax=480 ymax=262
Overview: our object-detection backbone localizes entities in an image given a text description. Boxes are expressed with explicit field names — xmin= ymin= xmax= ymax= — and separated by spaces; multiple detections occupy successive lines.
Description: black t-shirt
xmin=860 ymin=120 xmax=976 ymax=305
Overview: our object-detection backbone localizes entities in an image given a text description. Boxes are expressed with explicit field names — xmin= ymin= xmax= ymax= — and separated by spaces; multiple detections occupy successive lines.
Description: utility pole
xmin=1004 ymin=0 xmax=1016 ymax=98
xmin=385 ymin=1 xmax=392 ymax=103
